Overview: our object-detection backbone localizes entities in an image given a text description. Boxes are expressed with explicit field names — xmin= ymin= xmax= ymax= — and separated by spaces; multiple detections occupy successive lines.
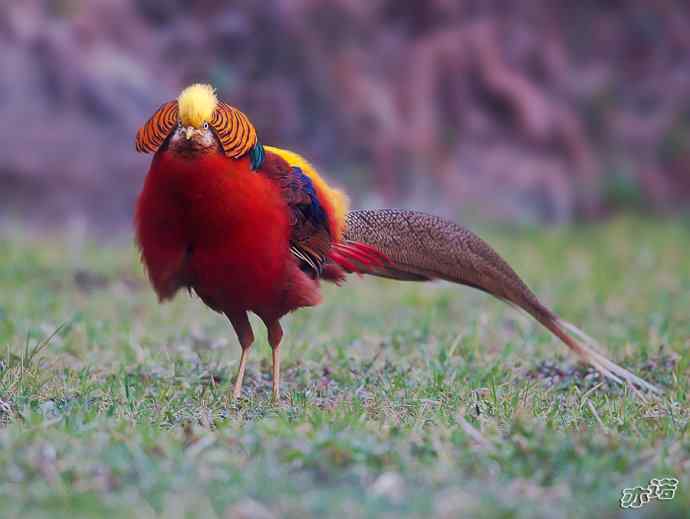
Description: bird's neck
xmin=147 ymin=150 xmax=286 ymax=238
xmin=151 ymin=150 xmax=239 ymax=193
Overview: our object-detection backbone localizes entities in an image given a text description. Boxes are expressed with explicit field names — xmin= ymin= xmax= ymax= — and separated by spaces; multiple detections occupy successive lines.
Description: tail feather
xmin=328 ymin=241 xmax=388 ymax=275
xmin=339 ymin=209 xmax=660 ymax=394
xmin=541 ymin=317 xmax=660 ymax=394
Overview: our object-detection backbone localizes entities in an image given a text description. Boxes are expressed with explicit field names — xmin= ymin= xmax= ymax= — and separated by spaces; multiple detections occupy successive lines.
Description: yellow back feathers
xmin=177 ymin=84 xmax=218 ymax=128
xmin=265 ymin=146 xmax=350 ymax=240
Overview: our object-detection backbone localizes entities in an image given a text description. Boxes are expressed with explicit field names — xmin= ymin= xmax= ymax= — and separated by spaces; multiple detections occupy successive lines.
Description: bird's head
xmin=135 ymin=83 xmax=259 ymax=162
xmin=169 ymin=83 xmax=221 ymax=154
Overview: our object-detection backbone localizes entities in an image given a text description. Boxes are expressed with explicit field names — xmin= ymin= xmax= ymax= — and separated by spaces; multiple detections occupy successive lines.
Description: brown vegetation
xmin=1 ymin=1 xmax=689 ymax=228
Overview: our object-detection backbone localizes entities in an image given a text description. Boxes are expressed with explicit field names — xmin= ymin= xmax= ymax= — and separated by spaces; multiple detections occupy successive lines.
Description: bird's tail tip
xmin=551 ymin=318 xmax=662 ymax=395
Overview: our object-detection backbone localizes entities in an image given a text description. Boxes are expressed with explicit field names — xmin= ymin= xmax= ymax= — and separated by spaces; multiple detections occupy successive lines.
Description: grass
xmin=0 ymin=216 xmax=688 ymax=518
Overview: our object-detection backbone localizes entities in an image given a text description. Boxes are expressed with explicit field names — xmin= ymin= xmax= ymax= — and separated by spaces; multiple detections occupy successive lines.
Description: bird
xmin=134 ymin=83 xmax=659 ymax=400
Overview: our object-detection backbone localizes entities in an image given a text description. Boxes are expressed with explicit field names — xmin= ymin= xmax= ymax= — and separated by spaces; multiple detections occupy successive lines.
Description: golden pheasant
xmin=134 ymin=83 xmax=658 ymax=399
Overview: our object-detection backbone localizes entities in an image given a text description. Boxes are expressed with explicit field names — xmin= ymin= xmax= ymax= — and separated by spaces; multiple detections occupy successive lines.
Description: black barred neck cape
xmin=135 ymin=100 xmax=258 ymax=160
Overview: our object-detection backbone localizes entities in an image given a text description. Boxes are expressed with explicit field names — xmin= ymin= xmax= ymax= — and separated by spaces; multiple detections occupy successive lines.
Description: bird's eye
xmin=203 ymin=122 xmax=209 ymax=130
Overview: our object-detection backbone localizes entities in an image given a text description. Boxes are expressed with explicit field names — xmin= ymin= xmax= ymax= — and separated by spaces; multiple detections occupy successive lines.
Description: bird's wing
xmin=264 ymin=146 xmax=349 ymax=240
xmin=261 ymin=147 xmax=380 ymax=280
xmin=262 ymin=158 xmax=334 ymax=276
xmin=336 ymin=208 xmax=659 ymax=394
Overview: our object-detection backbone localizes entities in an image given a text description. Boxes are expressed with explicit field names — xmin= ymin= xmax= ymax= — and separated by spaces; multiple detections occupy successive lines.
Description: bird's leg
xmin=228 ymin=312 xmax=254 ymax=399
xmin=272 ymin=347 xmax=280 ymax=401
xmin=266 ymin=320 xmax=284 ymax=401
xmin=234 ymin=349 xmax=250 ymax=399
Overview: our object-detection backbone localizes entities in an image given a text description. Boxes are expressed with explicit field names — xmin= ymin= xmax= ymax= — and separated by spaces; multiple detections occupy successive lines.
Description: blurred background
xmin=2 ymin=0 xmax=689 ymax=231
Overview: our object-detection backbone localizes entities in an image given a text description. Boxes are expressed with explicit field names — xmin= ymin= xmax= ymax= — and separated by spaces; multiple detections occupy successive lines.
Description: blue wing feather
xmin=292 ymin=166 xmax=328 ymax=230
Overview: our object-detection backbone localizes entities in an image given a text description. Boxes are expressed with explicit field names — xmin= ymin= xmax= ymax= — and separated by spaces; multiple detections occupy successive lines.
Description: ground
xmin=0 ymin=217 xmax=688 ymax=518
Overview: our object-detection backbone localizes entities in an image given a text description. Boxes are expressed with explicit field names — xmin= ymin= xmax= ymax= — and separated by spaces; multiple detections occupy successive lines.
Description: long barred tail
xmin=334 ymin=209 xmax=660 ymax=394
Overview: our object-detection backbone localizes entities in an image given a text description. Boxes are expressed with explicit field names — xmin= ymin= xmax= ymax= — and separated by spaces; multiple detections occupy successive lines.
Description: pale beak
xmin=184 ymin=127 xmax=195 ymax=140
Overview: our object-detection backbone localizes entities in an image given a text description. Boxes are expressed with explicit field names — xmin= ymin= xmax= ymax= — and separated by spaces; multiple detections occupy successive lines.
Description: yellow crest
xmin=136 ymin=83 xmax=258 ymax=158
xmin=177 ymin=84 xmax=218 ymax=128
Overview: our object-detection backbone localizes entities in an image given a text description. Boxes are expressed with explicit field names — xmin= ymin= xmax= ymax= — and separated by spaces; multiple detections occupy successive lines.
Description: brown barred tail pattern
xmin=210 ymin=102 xmax=257 ymax=158
xmin=135 ymin=101 xmax=179 ymax=153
